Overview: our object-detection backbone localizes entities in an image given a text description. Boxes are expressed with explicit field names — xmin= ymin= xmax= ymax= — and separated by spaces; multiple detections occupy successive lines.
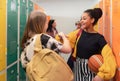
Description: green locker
xmin=7 ymin=0 xmax=34 ymax=81
xmin=19 ymin=61 xmax=26 ymax=81
xmin=19 ymin=0 xmax=27 ymax=81
xmin=7 ymin=64 xmax=17 ymax=81
xmin=20 ymin=0 xmax=27 ymax=41
xmin=28 ymin=0 xmax=33 ymax=14
xmin=7 ymin=0 xmax=18 ymax=65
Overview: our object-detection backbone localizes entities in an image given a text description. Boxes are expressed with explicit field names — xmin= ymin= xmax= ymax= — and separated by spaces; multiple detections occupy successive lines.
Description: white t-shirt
xmin=21 ymin=34 xmax=63 ymax=68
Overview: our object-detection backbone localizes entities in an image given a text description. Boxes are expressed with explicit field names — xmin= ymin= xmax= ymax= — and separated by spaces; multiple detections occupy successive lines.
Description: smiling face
xmin=80 ymin=12 xmax=94 ymax=30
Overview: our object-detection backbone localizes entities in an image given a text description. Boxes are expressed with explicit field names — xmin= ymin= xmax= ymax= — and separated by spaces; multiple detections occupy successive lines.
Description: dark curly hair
xmin=84 ymin=8 xmax=103 ymax=25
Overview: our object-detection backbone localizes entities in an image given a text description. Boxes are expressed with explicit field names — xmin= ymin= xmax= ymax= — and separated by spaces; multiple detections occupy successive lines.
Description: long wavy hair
xmin=21 ymin=11 xmax=47 ymax=49
xmin=47 ymin=19 xmax=57 ymax=32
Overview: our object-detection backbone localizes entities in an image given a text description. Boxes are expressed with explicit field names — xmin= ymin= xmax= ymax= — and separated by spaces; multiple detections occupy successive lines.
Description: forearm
xmin=60 ymin=36 xmax=72 ymax=53
xmin=97 ymin=44 xmax=116 ymax=80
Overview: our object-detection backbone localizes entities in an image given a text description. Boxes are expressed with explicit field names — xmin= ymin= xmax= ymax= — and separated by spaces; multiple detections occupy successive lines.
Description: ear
xmin=91 ymin=18 xmax=95 ymax=24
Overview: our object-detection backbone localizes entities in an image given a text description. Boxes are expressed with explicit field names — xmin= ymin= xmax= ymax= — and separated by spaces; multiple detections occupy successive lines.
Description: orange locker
xmin=112 ymin=0 xmax=120 ymax=81
xmin=99 ymin=0 xmax=111 ymax=45
xmin=104 ymin=0 xmax=110 ymax=45
xmin=98 ymin=0 xmax=104 ymax=35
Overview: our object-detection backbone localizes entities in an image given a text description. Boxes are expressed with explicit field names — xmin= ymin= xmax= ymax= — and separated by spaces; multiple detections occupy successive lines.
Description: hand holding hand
xmin=58 ymin=32 xmax=66 ymax=39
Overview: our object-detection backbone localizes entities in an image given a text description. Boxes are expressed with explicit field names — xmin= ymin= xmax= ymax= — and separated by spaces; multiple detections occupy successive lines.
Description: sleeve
xmin=67 ymin=30 xmax=77 ymax=48
xmin=67 ymin=29 xmax=80 ymax=49
xmin=98 ymin=35 xmax=107 ymax=53
xmin=21 ymin=51 xmax=29 ymax=68
xmin=97 ymin=44 xmax=117 ymax=80
xmin=41 ymin=34 xmax=63 ymax=53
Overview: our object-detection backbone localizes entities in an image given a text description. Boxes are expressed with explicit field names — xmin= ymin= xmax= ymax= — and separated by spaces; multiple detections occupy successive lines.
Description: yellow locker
xmin=0 ymin=72 xmax=6 ymax=81
xmin=0 ymin=0 xmax=6 ymax=71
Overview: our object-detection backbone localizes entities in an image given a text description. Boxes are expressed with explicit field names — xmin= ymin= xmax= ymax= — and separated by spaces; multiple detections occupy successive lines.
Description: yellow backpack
xmin=26 ymin=34 xmax=73 ymax=81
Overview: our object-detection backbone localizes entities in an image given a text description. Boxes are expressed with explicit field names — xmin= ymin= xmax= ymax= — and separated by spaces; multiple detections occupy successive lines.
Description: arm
xmin=55 ymin=29 xmax=80 ymax=49
xmin=95 ymin=44 xmax=116 ymax=80
xmin=58 ymin=32 xmax=72 ymax=53
xmin=41 ymin=34 xmax=71 ymax=54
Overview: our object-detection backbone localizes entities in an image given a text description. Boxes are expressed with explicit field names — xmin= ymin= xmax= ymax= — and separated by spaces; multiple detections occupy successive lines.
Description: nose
xmin=80 ymin=20 xmax=83 ymax=24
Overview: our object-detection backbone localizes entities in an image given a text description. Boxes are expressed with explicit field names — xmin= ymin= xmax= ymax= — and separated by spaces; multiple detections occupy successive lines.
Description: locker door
xmin=112 ymin=0 xmax=120 ymax=81
xmin=7 ymin=64 xmax=17 ymax=81
xmin=7 ymin=0 xmax=18 ymax=65
xmin=104 ymin=0 xmax=111 ymax=45
xmin=98 ymin=0 xmax=104 ymax=35
xmin=7 ymin=0 xmax=18 ymax=81
xmin=0 ymin=72 xmax=6 ymax=81
xmin=20 ymin=0 xmax=27 ymax=41
xmin=28 ymin=0 xmax=33 ymax=14
xmin=19 ymin=0 xmax=27 ymax=80
xmin=0 ymin=0 xmax=6 ymax=72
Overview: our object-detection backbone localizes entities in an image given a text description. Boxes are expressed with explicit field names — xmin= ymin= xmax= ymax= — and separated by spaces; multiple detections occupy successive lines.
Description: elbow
xmin=65 ymin=47 xmax=72 ymax=54
xmin=97 ymin=65 xmax=117 ymax=80
xmin=60 ymin=47 xmax=72 ymax=54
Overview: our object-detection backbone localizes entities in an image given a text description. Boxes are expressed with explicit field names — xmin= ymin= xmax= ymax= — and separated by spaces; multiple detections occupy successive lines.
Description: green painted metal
xmin=7 ymin=0 xmax=18 ymax=66
xmin=7 ymin=64 xmax=17 ymax=81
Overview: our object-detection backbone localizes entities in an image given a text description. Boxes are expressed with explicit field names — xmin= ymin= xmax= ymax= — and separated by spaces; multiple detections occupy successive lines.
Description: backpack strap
xmin=34 ymin=34 xmax=42 ymax=52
